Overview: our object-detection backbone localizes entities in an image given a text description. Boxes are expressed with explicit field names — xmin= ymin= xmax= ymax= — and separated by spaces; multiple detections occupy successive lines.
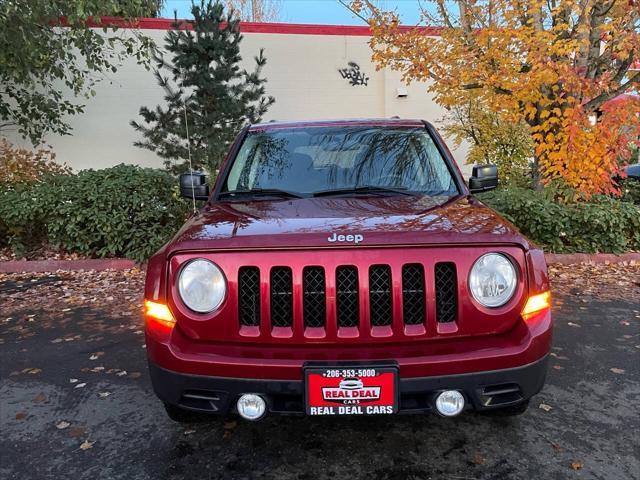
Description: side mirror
xmin=179 ymin=172 xmax=210 ymax=201
xmin=468 ymin=164 xmax=498 ymax=193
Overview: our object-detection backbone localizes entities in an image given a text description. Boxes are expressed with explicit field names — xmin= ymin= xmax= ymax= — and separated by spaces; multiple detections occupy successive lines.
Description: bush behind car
xmin=479 ymin=187 xmax=640 ymax=254
xmin=0 ymin=164 xmax=190 ymax=261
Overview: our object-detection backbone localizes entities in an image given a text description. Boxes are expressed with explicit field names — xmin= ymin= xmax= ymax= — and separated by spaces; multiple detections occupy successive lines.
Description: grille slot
xmin=303 ymin=267 xmax=326 ymax=328
xmin=336 ymin=266 xmax=359 ymax=328
xmin=402 ymin=264 xmax=425 ymax=325
xmin=238 ymin=267 xmax=260 ymax=326
xmin=369 ymin=265 xmax=392 ymax=326
xmin=435 ymin=262 xmax=457 ymax=322
xmin=270 ymin=267 xmax=293 ymax=327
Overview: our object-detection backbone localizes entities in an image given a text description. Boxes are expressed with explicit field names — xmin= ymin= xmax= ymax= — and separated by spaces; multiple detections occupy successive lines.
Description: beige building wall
xmin=5 ymin=25 xmax=471 ymax=177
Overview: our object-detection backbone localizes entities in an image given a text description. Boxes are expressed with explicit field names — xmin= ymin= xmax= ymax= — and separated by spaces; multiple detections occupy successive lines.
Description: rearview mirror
xmin=468 ymin=164 xmax=498 ymax=193
xmin=179 ymin=172 xmax=210 ymax=201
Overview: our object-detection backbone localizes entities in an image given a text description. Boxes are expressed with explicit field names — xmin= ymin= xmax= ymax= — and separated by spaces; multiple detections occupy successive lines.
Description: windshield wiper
xmin=313 ymin=185 xmax=415 ymax=197
xmin=218 ymin=188 xmax=305 ymax=200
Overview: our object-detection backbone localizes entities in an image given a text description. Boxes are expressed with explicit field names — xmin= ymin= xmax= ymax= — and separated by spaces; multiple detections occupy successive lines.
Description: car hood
xmin=165 ymin=195 xmax=530 ymax=254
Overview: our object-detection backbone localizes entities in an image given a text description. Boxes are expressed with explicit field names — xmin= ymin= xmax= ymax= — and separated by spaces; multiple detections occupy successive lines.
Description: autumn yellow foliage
xmin=353 ymin=0 xmax=640 ymax=197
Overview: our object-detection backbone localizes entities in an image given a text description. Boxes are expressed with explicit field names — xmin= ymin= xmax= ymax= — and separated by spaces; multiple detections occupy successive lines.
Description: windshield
xmin=222 ymin=126 xmax=459 ymax=197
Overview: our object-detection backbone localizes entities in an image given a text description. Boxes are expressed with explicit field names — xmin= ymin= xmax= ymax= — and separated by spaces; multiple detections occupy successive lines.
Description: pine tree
xmin=131 ymin=0 xmax=275 ymax=174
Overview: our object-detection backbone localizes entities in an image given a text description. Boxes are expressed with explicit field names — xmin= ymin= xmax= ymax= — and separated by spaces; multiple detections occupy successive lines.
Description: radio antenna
xmin=181 ymin=70 xmax=197 ymax=215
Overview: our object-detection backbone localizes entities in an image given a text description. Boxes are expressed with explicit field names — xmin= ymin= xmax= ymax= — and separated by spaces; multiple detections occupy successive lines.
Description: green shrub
xmin=0 ymin=140 xmax=72 ymax=250
xmin=0 ymin=164 xmax=190 ymax=261
xmin=620 ymin=179 xmax=640 ymax=206
xmin=0 ymin=183 xmax=50 ymax=253
xmin=479 ymin=187 xmax=640 ymax=254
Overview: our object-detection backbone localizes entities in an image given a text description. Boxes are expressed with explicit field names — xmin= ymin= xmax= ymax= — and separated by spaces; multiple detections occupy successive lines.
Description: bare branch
xmin=435 ymin=0 xmax=454 ymax=28
xmin=583 ymin=71 xmax=640 ymax=111
xmin=337 ymin=0 xmax=369 ymax=24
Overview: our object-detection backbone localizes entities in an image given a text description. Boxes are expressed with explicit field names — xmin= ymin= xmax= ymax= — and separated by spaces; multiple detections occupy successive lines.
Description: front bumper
xmin=146 ymin=309 xmax=552 ymax=381
xmin=149 ymin=354 xmax=548 ymax=415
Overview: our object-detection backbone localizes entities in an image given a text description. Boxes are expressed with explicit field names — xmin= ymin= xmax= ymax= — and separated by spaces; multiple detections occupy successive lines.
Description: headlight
xmin=469 ymin=253 xmax=517 ymax=308
xmin=178 ymin=259 xmax=226 ymax=313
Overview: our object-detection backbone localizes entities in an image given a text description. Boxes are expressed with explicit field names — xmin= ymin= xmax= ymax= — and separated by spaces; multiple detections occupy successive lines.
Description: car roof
xmin=626 ymin=163 xmax=640 ymax=179
xmin=248 ymin=118 xmax=428 ymax=131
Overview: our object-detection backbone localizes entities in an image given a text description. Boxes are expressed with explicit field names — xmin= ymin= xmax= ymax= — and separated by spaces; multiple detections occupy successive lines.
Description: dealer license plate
xmin=305 ymin=366 xmax=398 ymax=416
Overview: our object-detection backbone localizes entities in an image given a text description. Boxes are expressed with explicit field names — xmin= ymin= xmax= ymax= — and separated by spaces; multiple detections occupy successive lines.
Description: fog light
xmin=237 ymin=394 xmax=266 ymax=421
xmin=435 ymin=390 xmax=465 ymax=417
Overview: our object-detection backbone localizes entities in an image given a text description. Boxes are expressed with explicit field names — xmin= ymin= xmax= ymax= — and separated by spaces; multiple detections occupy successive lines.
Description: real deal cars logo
xmin=321 ymin=378 xmax=381 ymax=404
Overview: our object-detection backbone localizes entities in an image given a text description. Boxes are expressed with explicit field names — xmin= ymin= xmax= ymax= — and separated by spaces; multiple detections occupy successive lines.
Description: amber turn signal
xmin=144 ymin=300 xmax=175 ymax=327
xmin=521 ymin=291 xmax=551 ymax=318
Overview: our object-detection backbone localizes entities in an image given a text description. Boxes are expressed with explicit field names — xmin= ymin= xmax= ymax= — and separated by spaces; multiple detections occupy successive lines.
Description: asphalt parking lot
xmin=1 ymin=266 xmax=639 ymax=480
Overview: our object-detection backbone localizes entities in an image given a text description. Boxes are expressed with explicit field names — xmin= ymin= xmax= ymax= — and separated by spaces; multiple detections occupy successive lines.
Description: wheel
xmin=481 ymin=400 xmax=530 ymax=417
xmin=163 ymin=403 xmax=211 ymax=423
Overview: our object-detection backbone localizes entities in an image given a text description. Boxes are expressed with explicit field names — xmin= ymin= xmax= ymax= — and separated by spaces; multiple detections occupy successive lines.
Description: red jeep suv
xmin=144 ymin=119 xmax=552 ymax=421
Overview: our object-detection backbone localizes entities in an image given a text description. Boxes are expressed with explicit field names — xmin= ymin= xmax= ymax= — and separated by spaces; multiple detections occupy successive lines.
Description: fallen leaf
xmin=74 ymin=383 xmax=87 ymax=389
xmin=223 ymin=420 xmax=237 ymax=439
xmin=571 ymin=461 xmax=583 ymax=470
xmin=553 ymin=365 xmax=564 ymax=370
xmin=610 ymin=368 xmax=625 ymax=374
xmin=68 ymin=427 xmax=86 ymax=438
xmin=15 ymin=412 xmax=27 ymax=420
xmin=98 ymin=392 xmax=111 ymax=398
xmin=56 ymin=421 xmax=70 ymax=430
xmin=472 ymin=453 xmax=486 ymax=465
xmin=539 ymin=403 xmax=553 ymax=412
xmin=51 ymin=338 xmax=63 ymax=344
xmin=129 ymin=372 xmax=141 ymax=379
xmin=79 ymin=440 xmax=94 ymax=450
xmin=33 ymin=392 xmax=46 ymax=403
xmin=116 ymin=370 xmax=127 ymax=377
xmin=69 ymin=378 xmax=78 ymax=383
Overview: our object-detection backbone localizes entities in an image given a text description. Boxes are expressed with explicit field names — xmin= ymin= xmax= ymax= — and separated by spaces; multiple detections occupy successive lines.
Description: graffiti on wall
xmin=338 ymin=62 xmax=369 ymax=86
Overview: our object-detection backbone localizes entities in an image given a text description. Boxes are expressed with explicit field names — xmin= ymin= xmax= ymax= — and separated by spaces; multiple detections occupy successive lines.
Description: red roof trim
xmin=77 ymin=16 xmax=441 ymax=36
xmin=249 ymin=118 xmax=425 ymax=130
